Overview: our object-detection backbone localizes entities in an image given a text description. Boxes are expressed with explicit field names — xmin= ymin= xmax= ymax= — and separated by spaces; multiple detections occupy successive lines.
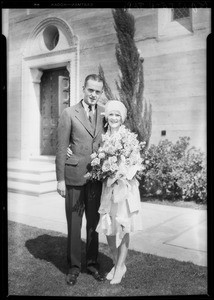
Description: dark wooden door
xmin=40 ymin=68 xmax=69 ymax=155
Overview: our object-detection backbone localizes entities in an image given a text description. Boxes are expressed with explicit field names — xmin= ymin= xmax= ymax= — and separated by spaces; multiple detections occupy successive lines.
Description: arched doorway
xmin=21 ymin=17 xmax=79 ymax=159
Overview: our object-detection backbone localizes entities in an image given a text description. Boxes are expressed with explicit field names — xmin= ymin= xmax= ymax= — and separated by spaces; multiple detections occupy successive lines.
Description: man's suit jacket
xmin=55 ymin=101 xmax=105 ymax=186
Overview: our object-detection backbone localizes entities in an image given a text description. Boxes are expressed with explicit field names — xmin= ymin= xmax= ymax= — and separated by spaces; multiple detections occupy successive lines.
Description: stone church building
xmin=3 ymin=8 xmax=210 ymax=195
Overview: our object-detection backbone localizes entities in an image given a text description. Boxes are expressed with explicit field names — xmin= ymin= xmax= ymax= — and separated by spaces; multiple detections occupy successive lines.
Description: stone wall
xmin=6 ymin=8 xmax=210 ymax=158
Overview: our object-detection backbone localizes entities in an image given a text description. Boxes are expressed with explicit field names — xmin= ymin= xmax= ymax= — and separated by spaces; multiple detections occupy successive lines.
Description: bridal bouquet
xmin=85 ymin=125 xmax=146 ymax=185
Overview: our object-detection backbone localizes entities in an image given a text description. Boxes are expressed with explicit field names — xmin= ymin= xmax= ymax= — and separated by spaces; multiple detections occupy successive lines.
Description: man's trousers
xmin=65 ymin=181 xmax=102 ymax=274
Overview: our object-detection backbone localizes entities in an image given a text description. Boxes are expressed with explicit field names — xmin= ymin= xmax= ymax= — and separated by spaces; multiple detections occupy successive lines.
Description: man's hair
xmin=84 ymin=74 xmax=104 ymax=87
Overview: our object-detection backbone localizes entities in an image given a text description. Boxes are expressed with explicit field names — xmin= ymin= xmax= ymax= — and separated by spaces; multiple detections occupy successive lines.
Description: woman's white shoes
xmin=110 ymin=265 xmax=127 ymax=284
xmin=106 ymin=266 xmax=115 ymax=280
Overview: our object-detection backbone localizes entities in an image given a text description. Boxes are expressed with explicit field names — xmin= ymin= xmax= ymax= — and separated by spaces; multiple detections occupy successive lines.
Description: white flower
xmin=98 ymin=152 xmax=105 ymax=159
xmin=109 ymin=156 xmax=117 ymax=164
xmin=91 ymin=152 xmax=97 ymax=159
xmin=102 ymin=160 xmax=111 ymax=172
xmin=91 ymin=157 xmax=100 ymax=166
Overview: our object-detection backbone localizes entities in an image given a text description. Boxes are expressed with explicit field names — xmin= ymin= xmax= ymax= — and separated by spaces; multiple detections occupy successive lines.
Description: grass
xmin=7 ymin=220 xmax=207 ymax=297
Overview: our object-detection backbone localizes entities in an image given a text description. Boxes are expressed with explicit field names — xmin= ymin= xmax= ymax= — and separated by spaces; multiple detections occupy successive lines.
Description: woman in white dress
xmin=95 ymin=100 xmax=143 ymax=284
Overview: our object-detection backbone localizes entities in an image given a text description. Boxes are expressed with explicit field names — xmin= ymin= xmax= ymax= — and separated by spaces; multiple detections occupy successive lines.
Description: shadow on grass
xmin=8 ymin=221 xmax=208 ymax=296
xmin=25 ymin=234 xmax=112 ymax=275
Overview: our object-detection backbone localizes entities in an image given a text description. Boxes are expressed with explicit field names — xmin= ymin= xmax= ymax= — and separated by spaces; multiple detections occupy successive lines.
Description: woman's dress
xmin=96 ymin=176 xmax=143 ymax=248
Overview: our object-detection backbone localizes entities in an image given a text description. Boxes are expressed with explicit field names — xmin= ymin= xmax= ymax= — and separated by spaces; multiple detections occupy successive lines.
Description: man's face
xmin=83 ymin=79 xmax=103 ymax=106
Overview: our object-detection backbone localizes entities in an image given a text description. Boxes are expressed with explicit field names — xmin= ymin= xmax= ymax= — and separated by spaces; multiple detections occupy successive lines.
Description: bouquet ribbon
xmin=113 ymin=178 xmax=141 ymax=213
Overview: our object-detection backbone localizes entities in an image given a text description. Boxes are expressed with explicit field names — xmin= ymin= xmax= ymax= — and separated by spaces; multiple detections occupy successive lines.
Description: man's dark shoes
xmin=87 ymin=268 xmax=105 ymax=282
xmin=66 ymin=273 xmax=78 ymax=286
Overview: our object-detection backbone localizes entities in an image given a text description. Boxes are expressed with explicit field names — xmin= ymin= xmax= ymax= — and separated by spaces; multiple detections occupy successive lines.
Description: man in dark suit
xmin=55 ymin=74 xmax=105 ymax=286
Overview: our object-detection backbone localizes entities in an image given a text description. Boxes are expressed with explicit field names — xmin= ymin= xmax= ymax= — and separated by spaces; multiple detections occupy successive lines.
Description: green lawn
xmin=7 ymin=220 xmax=207 ymax=297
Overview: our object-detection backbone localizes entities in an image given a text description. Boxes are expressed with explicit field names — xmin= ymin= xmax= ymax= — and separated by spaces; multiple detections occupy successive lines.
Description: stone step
xmin=8 ymin=160 xmax=56 ymax=174
xmin=29 ymin=155 xmax=56 ymax=164
xmin=8 ymin=171 xmax=56 ymax=183
xmin=7 ymin=159 xmax=57 ymax=196
xmin=8 ymin=180 xmax=57 ymax=196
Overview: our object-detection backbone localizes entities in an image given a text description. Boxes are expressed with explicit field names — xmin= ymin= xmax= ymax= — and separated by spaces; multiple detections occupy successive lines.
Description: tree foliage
xmin=99 ymin=8 xmax=152 ymax=148
xmin=98 ymin=64 xmax=116 ymax=101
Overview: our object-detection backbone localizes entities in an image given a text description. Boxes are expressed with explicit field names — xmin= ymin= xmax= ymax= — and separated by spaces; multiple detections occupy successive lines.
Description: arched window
xmin=43 ymin=25 xmax=59 ymax=51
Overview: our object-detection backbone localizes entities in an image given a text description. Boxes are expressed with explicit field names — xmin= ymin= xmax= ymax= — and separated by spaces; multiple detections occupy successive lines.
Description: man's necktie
xmin=88 ymin=105 xmax=94 ymax=124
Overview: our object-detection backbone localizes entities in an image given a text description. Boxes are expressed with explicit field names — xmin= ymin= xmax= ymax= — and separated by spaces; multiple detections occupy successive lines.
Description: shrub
xmin=175 ymin=147 xmax=207 ymax=203
xmin=140 ymin=137 xmax=207 ymax=203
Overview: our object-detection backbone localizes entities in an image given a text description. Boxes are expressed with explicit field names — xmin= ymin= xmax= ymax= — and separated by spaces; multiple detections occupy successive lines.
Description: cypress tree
xmin=99 ymin=8 xmax=152 ymax=147
xmin=98 ymin=64 xmax=116 ymax=101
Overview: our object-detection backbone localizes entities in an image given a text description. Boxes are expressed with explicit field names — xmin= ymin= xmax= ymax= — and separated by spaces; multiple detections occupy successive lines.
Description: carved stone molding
xmin=23 ymin=17 xmax=79 ymax=57
xmin=66 ymin=62 xmax=71 ymax=73
xmin=31 ymin=17 xmax=75 ymax=44
xmin=31 ymin=68 xmax=43 ymax=83
xmin=24 ymin=45 xmax=78 ymax=61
